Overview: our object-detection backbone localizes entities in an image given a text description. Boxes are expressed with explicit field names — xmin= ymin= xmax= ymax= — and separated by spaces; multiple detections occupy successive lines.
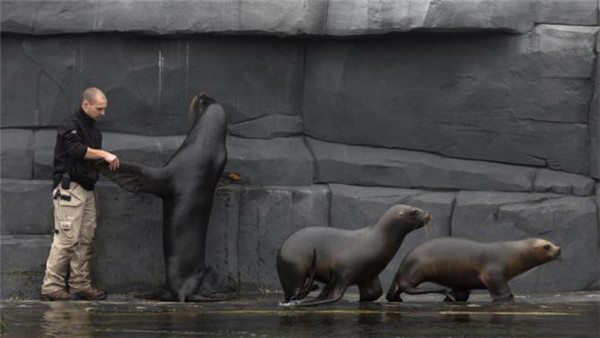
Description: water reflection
xmin=1 ymin=296 xmax=596 ymax=338
xmin=41 ymin=302 xmax=93 ymax=338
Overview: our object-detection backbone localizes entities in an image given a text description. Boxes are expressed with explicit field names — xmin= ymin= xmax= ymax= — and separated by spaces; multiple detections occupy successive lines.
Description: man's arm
xmin=85 ymin=148 xmax=120 ymax=171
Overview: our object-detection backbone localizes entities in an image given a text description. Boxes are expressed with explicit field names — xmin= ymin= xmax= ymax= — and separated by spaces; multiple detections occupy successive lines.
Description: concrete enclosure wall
xmin=1 ymin=0 xmax=599 ymax=299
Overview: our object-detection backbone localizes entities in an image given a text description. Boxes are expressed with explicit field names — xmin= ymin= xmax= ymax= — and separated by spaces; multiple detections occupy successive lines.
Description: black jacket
xmin=52 ymin=108 xmax=102 ymax=190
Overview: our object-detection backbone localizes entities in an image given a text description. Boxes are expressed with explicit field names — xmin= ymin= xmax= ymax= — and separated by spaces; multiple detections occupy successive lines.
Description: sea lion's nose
xmin=423 ymin=212 xmax=431 ymax=224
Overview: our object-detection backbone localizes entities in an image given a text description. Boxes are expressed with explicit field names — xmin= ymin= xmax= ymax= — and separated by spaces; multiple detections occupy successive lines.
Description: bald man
xmin=41 ymin=87 xmax=120 ymax=301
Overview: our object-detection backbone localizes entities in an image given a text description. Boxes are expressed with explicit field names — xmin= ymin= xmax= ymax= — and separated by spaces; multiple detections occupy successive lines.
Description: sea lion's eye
xmin=543 ymin=244 xmax=551 ymax=251
xmin=409 ymin=209 xmax=418 ymax=216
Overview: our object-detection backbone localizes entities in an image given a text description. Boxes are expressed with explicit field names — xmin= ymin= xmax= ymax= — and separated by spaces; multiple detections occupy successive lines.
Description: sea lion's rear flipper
xmin=186 ymin=293 xmax=237 ymax=302
xmin=96 ymin=160 xmax=170 ymax=197
xmin=443 ymin=289 xmax=471 ymax=302
xmin=134 ymin=288 xmax=175 ymax=301
xmin=402 ymin=286 xmax=453 ymax=297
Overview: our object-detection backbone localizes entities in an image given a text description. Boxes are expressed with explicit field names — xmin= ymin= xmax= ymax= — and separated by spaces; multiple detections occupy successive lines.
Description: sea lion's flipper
xmin=96 ymin=160 xmax=170 ymax=196
xmin=443 ymin=289 xmax=471 ymax=302
xmin=386 ymin=280 xmax=403 ymax=302
xmin=483 ymin=278 xmax=514 ymax=302
xmin=293 ymin=249 xmax=318 ymax=301
xmin=358 ymin=277 xmax=383 ymax=302
xmin=135 ymin=288 xmax=175 ymax=301
xmin=479 ymin=270 xmax=514 ymax=302
xmin=186 ymin=293 xmax=237 ymax=302
xmin=402 ymin=286 xmax=452 ymax=296
xmin=292 ymin=277 xmax=348 ymax=307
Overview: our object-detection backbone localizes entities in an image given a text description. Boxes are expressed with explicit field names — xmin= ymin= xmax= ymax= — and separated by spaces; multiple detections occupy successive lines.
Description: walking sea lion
xmin=277 ymin=204 xmax=431 ymax=306
xmin=386 ymin=237 xmax=561 ymax=303
xmin=97 ymin=93 xmax=227 ymax=302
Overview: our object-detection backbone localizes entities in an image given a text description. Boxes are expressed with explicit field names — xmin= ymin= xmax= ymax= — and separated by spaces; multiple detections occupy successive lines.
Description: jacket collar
xmin=77 ymin=107 xmax=96 ymax=127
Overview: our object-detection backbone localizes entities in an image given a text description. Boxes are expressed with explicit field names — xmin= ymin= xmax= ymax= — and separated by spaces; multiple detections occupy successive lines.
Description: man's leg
xmin=69 ymin=188 xmax=105 ymax=300
xmin=41 ymin=185 xmax=85 ymax=299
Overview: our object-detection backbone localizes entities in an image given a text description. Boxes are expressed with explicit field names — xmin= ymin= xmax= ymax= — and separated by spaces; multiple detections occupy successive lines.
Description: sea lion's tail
xmin=96 ymin=160 xmax=170 ymax=197
xmin=294 ymin=249 xmax=318 ymax=301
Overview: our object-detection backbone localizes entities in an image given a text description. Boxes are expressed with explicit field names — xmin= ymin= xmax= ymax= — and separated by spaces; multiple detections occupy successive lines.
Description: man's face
xmin=82 ymin=96 xmax=107 ymax=120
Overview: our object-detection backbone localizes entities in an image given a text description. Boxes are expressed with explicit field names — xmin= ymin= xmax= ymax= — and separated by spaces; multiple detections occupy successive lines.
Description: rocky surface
xmin=10 ymin=129 xmax=596 ymax=196
xmin=303 ymin=25 xmax=598 ymax=175
xmin=1 ymin=235 xmax=51 ymax=299
xmin=0 ymin=0 xmax=559 ymax=36
xmin=0 ymin=35 xmax=303 ymax=135
xmin=533 ymin=0 xmax=599 ymax=26
xmin=1 ymin=129 xmax=34 ymax=180
xmin=534 ymin=169 xmax=596 ymax=196
xmin=4 ymin=0 xmax=597 ymax=37
xmin=229 ymin=115 xmax=303 ymax=139
xmin=309 ymin=138 xmax=595 ymax=195
xmin=0 ymin=180 xmax=54 ymax=235
xmin=591 ymin=38 xmax=600 ymax=179
xmin=225 ymin=136 xmax=314 ymax=186
xmin=30 ymin=132 xmax=315 ymax=186
xmin=2 ymin=24 xmax=597 ymax=175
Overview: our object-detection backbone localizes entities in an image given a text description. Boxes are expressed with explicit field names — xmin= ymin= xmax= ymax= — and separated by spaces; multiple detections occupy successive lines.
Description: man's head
xmin=81 ymin=87 xmax=107 ymax=120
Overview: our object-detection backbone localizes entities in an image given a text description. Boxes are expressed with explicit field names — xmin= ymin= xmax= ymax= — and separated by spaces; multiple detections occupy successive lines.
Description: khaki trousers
xmin=41 ymin=182 xmax=98 ymax=294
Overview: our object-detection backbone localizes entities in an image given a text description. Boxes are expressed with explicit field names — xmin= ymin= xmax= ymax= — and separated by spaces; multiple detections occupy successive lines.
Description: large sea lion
xmin=386 ymin=237 xmax=561 ymax=303
xmin=97 ymin=93 xmax=227 ymax=302
xmin=277 ymin=204 xmax=431 ymax=307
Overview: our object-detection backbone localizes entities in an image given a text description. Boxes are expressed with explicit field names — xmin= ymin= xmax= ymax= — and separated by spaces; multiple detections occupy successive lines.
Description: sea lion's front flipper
xmin=292 ymin=278 xmax=348 ymax=307
xmin=358 ymin=277 xmax=383 ymax=302
xmin=96 ymin=160 xmax=169 ymax=197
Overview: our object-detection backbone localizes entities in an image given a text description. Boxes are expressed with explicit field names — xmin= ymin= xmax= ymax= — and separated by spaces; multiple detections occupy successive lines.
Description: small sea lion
xmin=386 ymin=237 xmax=561 ymax=303
xmin=277 ymin=204 xmax=431 ymax=306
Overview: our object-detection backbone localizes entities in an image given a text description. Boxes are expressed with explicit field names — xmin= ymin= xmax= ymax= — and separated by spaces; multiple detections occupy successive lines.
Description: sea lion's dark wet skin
xmin=277 ymin=205 xmax=431 ymax=307
xmin=386 ymin=237 xmax=561 ymax=303
xmin=97 ymin=93 xmax=227 ymax=302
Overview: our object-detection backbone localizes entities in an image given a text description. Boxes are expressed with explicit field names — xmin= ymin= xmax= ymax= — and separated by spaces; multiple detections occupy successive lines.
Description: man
xmin=40 ymin=87 xmax=120 ymax=301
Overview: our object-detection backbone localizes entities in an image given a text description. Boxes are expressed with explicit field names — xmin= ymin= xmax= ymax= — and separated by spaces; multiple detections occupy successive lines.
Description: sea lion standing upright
xmin=97 ymin=93 xmax=227 ymax=302
xmin=386 ymin=237 xmax=561 ymax=303
xmin=277 ymin=204 xmax=431 ymax=306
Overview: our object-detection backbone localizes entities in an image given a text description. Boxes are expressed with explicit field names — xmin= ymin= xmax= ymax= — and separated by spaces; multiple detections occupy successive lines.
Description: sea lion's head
xmin=188 ymin=92 xmax=216 ymax=117
xmin=530 ymin=238 xmax=561 ymax=263
xmin=380 ymin=204 xmax=431 ymax=233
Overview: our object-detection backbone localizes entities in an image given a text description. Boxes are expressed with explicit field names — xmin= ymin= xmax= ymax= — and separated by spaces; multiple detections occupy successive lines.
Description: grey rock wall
xmin=308 ymin=138 xmax=596 ymax=195
xmin=2 ymin=0 xmax=568 ymax=36
xmin=303 ymin=25 xmax=598 ymax=175
xmin=3 ymin=0 xmax=597 ymax=36
xmin=592 ymin=35 xmax=600 ymax=179
xmin=1 ymin=0 xmax=599 ymax=300
xmin=1 ymin=35 xmax=304 ymax=135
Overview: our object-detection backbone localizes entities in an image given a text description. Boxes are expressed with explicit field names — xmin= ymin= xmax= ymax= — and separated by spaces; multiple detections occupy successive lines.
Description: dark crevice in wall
xmin=324 ymin=183 xmax=333 ymax=228
xmin=303 ymin=134 xmax=555 ymax=172
xmin=235 ymin=187 xmax=245 ymax=293
xmin=0 ymin=28 xmax=521 ymax=40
